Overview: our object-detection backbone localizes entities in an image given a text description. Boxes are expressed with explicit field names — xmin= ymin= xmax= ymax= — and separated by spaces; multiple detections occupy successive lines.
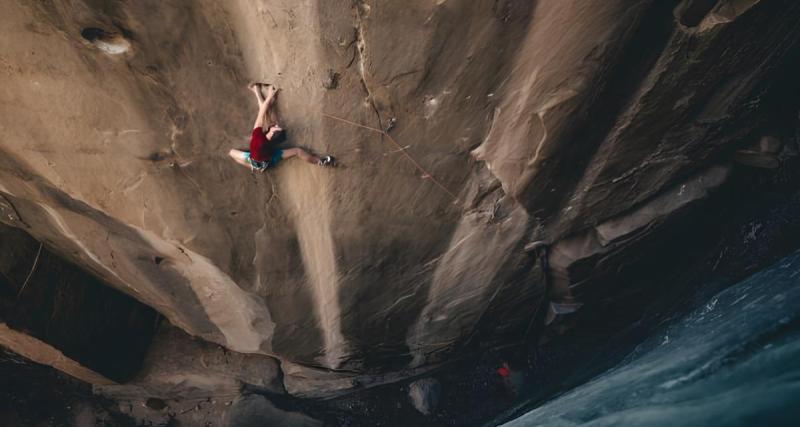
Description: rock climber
xmin=228 ymin=83 xmax=334 ymax=171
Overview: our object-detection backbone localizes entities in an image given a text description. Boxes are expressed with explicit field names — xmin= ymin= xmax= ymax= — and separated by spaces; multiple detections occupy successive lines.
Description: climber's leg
xmin=250 ymin=84 xmax=277 ymax=130
xmin=282 ymin=147 xmax=320 ymax=165
xmin=228 ymin=149 xmax=252 ymax=168
xmin=282 ymin=148 xmax=335 ymax=167
xmin=252 ymin=98 xmax=270 ymax=130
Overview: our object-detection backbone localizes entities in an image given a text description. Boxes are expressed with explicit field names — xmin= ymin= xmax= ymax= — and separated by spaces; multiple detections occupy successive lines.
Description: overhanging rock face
xmin=0 ymin=224 xmax=158 ymax=384
xmin=1 ymin=0 xmax=800 ymax=390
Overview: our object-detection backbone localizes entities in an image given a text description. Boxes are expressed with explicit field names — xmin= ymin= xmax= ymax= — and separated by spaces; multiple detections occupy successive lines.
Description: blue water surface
xmin=502 ymin=250 xmax=800 ymax=427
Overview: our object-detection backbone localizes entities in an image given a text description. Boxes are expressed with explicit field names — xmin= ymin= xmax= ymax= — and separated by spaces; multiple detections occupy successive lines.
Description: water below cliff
xmin=500 ymin=249 xmax=800 ymax=427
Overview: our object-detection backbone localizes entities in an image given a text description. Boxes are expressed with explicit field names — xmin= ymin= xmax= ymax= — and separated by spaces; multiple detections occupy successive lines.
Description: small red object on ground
xmin=497 ymin=363 xmax=511 ymax=378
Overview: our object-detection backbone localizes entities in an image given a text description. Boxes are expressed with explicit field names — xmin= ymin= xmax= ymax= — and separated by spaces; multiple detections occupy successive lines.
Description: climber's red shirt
xmin=249 ymin=127 xmax=272 ymax=161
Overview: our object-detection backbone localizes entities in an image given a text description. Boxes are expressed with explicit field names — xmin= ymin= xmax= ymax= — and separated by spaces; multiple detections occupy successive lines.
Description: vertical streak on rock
xmin=472 ymin=0 xmax=649 ymax=208
xmin=279 ymin=165 xmax=346 ymax=368
xmin=222 ymin=0 xmax=346 ymax=366
xmin=407 ymin=206 xmax=529 ymax=365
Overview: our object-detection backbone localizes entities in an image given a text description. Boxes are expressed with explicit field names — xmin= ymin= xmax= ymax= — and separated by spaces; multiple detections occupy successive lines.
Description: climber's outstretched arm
xmin=253 ymin=100 xmax=270 ymax=130
xmin=250 ymin=84 xmax=278 ymax=130
xmin=264 ymin=85 xmax=280 ymax=128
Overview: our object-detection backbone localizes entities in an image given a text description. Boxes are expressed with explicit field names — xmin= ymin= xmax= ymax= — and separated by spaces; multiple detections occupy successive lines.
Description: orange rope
xmin=322 ymin=113 xmax=461 ymax=203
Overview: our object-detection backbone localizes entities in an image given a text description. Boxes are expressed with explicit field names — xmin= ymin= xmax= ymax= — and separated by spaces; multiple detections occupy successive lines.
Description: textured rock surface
xmin=1 ymin=348 xmax=138 ymax=427
xmin=226 ymin=394 xmax=321 ymax=427
xmin=96 ymin=324 xmax=283 ymax=400
xmin=2 ymin=0 xmax=800 ymax=407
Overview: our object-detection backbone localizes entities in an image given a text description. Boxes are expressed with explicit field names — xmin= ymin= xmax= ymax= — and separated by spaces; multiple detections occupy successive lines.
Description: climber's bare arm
xmin=250 ymin=84 xmax=279 ymax=130
xmin=253 ymin=100 xmax=270 ymax=130
xmin=267 ymin=103 xmax=280 ymax=128
xmin=264 ymin=85 xmax=280 ymax=128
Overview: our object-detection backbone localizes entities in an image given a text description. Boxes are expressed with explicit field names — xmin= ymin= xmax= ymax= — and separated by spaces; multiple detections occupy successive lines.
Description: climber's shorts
xmin=243 ymin=150 xmax=283 ymax=171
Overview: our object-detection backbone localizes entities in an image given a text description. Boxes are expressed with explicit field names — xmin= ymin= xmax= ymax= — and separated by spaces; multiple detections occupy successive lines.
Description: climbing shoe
xmin=319 ymin=155 xmax=335 ymax=167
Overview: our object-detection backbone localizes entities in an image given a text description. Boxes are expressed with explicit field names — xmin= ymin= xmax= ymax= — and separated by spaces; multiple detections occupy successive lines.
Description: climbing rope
xmin=322 ymin=113 xmax=461 ymax=203
xmin=17 ymin=242 xmax=43 ymax=299
xmin=523 ymin=242 xmax=551 ymax=350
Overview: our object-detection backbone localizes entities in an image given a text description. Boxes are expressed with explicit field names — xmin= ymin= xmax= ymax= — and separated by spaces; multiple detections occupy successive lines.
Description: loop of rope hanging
xmin=322 ymin=113 xmax=461 ymax=203
xmin=17 ymin=242 xmax=43 ymax=299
